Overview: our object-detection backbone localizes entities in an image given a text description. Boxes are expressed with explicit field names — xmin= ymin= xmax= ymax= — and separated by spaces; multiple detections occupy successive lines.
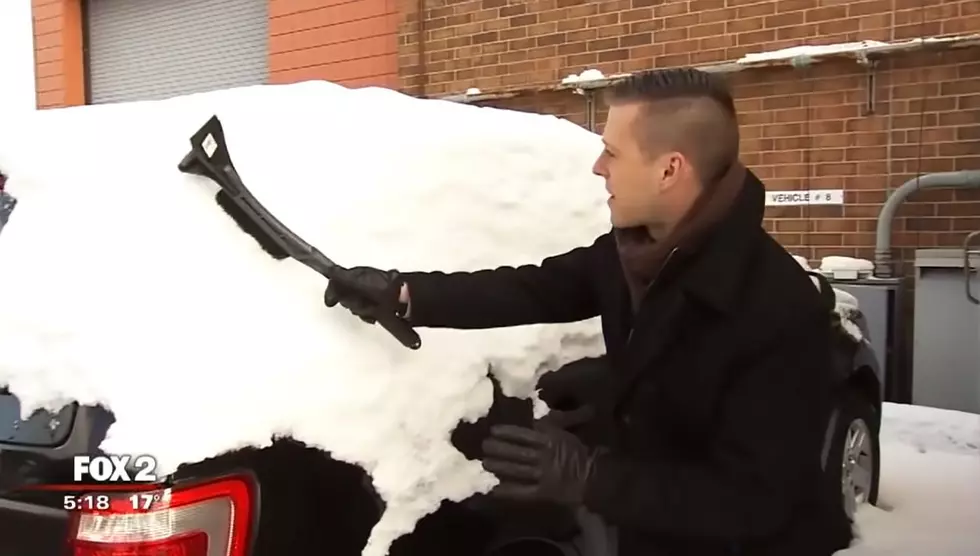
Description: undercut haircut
xmin=604 ymin=67 xmax=740 ymax=185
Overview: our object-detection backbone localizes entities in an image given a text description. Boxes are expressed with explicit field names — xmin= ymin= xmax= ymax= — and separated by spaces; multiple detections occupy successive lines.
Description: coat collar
xmin=665 ymin=169 xmax=766 ymax=315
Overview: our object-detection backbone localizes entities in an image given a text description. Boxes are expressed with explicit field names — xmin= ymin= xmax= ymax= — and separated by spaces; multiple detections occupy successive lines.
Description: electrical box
xmin=912 ymin=248 xmax=980 ymax=414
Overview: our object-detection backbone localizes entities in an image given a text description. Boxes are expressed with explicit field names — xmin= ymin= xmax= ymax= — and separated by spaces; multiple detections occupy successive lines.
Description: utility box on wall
xmin=912 ymin=248 xmax=980 ymax=414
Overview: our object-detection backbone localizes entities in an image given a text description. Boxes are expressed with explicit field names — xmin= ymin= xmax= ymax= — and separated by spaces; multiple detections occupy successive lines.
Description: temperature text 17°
xmin=73 ymin=454 xmax=160 ymax=483
xmin=129 ymin=493 xmax=163 ymax=510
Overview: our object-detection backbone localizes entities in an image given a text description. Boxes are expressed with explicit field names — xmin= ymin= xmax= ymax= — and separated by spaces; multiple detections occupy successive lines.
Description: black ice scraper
xmin=177 ymin=115 xmax=421 ymax=350
xmin=0 ymin=171 xmax=16 ymax=235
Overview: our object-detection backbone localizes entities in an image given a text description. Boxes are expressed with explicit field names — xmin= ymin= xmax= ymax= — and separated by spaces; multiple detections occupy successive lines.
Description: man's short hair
xmin=604 ymin=67 xmax=740 ymax=185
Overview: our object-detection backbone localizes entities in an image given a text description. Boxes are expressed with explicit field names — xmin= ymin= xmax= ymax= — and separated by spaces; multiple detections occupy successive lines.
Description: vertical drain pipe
xmin=416 ymin=0 xmax=427 ymax=97
xmin=873 ymin=170 xmax=980 ymax=278
xmin=584 ymin=91 xmax=596 ymax=132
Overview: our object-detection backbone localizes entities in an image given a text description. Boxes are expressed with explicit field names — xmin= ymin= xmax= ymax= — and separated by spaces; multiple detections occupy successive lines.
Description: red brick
xmin=269 ymin=0 xmax=398 ymax=88
xmin=30 ymin=0 xmax=84 ymax=108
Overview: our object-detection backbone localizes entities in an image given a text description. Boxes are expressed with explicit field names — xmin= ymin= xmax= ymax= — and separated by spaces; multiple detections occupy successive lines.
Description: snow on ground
xmin=0 ymin=81 xmax=608 ymax=556
xmin=841 ymin=403 xmax=980 ymax=555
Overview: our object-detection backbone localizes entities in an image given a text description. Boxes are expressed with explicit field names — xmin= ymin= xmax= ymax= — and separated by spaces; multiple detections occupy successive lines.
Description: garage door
xmin=86 ymin=0 xmax=268 ymax=104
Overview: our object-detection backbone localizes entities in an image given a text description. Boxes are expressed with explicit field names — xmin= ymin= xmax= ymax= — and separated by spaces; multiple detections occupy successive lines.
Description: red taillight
xmin=72 ymin=532 xmax=208 ymax=556
xmin=66 ymin=477 xmax=253 ymax=556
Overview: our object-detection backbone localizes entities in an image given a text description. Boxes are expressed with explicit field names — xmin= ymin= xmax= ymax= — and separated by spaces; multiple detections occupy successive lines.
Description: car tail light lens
xmin=66 ymin=477 xmax=253 ymax=556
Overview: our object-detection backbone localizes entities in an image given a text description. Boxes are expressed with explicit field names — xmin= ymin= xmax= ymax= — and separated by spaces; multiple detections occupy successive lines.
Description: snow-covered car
xmin=0 ymin=82 xmax=879 ymax=556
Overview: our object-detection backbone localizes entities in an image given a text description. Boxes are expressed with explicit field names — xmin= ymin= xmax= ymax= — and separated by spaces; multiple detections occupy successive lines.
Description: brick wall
xmin=269 ymin=0 xmax=399 ymax=88
xmin=31 ymin=0 xmax=85 ymax=108
xmin=397 ymin=0 xmax=980 ymax=270
xmin=734 ymin=52 xmax=978 ymax=268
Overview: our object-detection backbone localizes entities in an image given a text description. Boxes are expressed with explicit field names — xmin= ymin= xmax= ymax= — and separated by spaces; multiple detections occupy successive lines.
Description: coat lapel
xmin=612 ymin=286 xmax=691 ymax=405
xmin=606 ymin=169 xmax=769 ymax=409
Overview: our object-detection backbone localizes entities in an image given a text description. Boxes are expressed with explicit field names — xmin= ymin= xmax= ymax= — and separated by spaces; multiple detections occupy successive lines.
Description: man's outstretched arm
xmin=401 ymin=234 xmax=609 ymax=329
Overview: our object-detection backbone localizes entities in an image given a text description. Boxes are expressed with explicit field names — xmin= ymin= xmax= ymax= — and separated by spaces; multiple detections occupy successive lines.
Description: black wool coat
xmin=402 ymin=171 xmax=854 ymax=556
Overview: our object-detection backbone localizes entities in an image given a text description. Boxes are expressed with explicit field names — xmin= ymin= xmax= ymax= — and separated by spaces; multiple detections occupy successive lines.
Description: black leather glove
xmin=323 ymin=266 xmax=406 ymax=324
xmin=537 ymin=405 xmax=595 ymax=431
xmin=480 ymin=421 xmax=602 ymax=506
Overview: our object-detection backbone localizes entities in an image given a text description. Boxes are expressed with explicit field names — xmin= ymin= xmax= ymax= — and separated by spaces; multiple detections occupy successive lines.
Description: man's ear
xmin=658 ymin=152 xmax=684 ymax=190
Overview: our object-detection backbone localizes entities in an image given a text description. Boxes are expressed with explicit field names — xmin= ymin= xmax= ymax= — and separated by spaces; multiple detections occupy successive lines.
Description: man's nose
xmin=592 ymin=158 xmax=605 ymax=177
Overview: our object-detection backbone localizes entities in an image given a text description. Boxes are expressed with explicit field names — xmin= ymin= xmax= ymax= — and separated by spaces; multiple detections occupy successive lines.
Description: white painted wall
xmin=0 ymin=0 xmax=37 ymax=112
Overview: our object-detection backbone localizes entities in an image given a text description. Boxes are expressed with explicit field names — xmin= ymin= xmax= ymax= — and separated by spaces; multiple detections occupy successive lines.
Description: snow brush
xmin=177 ymin=115 xmax=422 ymax=351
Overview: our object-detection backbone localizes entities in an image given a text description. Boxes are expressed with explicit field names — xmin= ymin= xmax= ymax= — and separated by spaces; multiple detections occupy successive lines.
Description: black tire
xmin=823 ymin=387 xmax=881 ymax=520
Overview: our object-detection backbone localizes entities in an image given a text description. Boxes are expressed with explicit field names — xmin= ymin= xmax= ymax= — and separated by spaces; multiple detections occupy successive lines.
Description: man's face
xmin=592 ymin=103 xmax=685 ymax=232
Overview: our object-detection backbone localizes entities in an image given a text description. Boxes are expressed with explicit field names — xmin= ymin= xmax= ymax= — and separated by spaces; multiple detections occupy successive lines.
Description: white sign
xmin=765 ymin=189 xmax=845 ymax=207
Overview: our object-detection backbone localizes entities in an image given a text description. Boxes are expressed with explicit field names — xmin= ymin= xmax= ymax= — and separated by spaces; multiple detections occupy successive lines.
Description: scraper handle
xmin=377 ymin=313 xmax=422 ymax=350
xmin=180 ymin=114 xmax=421 ymax=351
xmin=320 ymin=264 xmax=422 ymax=351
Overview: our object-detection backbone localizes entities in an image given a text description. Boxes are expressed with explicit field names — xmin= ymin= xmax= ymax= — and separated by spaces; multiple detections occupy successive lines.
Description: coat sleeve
xmin=401 ymin=234 xmax=608 ymax=329
xmin=583 ymin=309 xmax=835 ymax=540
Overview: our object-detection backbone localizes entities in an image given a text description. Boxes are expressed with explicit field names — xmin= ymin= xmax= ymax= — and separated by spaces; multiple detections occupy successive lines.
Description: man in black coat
xmin=323 ymin=68 xmax=854 ymax=556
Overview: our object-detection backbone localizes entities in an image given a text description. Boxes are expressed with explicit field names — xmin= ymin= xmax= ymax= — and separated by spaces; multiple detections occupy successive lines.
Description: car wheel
xmin=825 ymin=388 xmax=881 ymax=520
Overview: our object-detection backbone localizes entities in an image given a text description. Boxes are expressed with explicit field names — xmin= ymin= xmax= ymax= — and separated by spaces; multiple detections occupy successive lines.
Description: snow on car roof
xmin=0 ymin=81 xmax=608 ymax=556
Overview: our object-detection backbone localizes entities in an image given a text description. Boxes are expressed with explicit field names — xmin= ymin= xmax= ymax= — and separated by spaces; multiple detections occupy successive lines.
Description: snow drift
xmin=0 ymin=81 xmax=608 ymax=556
xmin=844 ymin=403 xmax=980 ymax=555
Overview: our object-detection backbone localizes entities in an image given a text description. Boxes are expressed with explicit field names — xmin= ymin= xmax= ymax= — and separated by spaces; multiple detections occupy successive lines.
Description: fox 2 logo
xmin=72 ymin=455 xmax=160 ymax=483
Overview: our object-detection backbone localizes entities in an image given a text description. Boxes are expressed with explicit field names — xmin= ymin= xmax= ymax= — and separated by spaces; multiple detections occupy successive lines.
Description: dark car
xmin=0 ymin=172 xmax=15 ymax=233
xmin=0 ymin=271 xmax=881 ymax=556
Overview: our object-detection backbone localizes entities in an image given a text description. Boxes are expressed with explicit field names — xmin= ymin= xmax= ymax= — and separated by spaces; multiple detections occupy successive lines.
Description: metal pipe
xmin=964 ymin=230 xmax=980 ymax=305
xmin=438 ymin=33 xmax=980 ymax=103
xmin=584 ymin=90 xmax=597 ymax=132
xmin=873 ymin=170 xmax=980 ymax=277
xmin=564 ymin=34 xmax=980 ymax=93
xmin=416 ymin=0 xmax=427 ymax=97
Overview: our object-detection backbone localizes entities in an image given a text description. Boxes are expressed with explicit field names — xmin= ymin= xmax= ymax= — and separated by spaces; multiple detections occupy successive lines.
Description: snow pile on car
xmin=0 ymin=81 xmax=608 ymax=556
xmin=792 ymin=254 xmax=863 ymax=341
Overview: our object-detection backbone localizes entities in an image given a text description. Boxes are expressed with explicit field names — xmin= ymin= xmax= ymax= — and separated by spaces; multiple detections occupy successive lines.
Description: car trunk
xmin=0 ymin=391 xmax=81 ymax=554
